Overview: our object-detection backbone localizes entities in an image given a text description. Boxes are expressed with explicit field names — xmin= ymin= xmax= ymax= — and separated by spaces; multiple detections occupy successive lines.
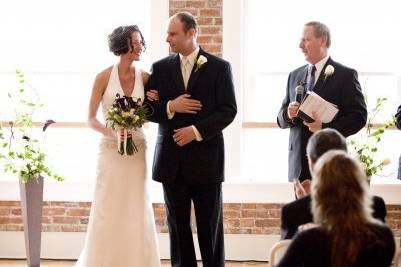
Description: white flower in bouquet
xmin=122 ymin=111 xmax=131 ymax=117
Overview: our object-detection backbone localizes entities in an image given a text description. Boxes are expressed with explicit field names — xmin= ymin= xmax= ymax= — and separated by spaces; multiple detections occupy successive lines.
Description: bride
xmin=75 ymin=25 xmax=160 ymax=267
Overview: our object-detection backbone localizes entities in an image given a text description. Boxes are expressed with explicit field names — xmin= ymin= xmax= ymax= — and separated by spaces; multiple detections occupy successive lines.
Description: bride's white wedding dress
xmin=75 ymin=64 xmax=160 ymax=267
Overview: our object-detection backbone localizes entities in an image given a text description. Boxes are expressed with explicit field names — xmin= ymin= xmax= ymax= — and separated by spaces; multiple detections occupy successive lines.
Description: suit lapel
xmin=186 ymin=48 xmax=207 ymax=93
xmin=312 ymin=57 xmax=334 ymax=94
xmin=170 ymin=54 xmax=186 ymax=93
xmin=300 ymin=65 xmax=309 ymax=86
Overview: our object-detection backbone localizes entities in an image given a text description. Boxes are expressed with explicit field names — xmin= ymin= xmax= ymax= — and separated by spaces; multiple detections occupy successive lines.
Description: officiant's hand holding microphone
xmin=287 ymin=84 xmax=304 ymax=120
xmin=287 ymin=84 xmax=323 ymax=132
xmin=287 ymin=102 xmax=300 ymax=120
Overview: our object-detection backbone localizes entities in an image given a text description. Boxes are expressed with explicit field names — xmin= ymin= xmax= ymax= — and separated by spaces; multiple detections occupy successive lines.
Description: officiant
xmin=277 ymin=21 xmax=367 ymax=183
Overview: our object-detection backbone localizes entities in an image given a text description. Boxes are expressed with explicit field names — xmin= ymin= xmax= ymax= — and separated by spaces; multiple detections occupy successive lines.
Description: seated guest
xmin=276 ymin=150 xmax=395 ymax=267
xmin=280 ymin=129 xmax=386 ymax=239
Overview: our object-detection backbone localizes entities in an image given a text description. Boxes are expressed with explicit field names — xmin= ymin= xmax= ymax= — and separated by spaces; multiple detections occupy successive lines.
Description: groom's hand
xmin=170 ymin=94 xmax=202 ymax=114
xmin=173 ymin=126 xmax=196 ymax=146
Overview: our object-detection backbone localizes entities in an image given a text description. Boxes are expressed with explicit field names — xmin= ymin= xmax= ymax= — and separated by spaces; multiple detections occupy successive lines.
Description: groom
xmin=147 ymin=12 xmax=237 ymax=267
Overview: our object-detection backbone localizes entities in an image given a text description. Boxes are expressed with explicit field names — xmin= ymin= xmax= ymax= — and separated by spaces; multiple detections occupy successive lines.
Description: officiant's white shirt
xmin=309 ymin=55 xmax=329 ymax=85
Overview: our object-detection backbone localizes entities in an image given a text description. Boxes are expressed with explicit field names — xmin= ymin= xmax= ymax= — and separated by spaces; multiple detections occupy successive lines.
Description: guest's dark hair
xmin=306 ymin=128 xmax=347 ymax=162
xmin=173 ymin=11 xmax=198 ymax=33
xmin=108 ymin=25 xmax=146 ymax=56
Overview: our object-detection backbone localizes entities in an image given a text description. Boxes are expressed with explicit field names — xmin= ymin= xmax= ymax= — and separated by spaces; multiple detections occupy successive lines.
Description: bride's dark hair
xmin=108 ymin=25 xmax=146 ymax=56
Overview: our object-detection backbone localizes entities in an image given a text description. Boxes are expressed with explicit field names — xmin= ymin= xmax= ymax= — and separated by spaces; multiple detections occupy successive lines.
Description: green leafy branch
xmin=0 ymin=70 xmax=63 ymax=183
xmin=349 ymin=97 xmax=396 ymax=178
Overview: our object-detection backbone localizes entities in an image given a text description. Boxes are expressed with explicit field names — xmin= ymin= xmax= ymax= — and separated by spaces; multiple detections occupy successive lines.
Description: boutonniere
xmin=194 ymin=55 xmax=207 ymax=72
xmin=323 ymin=65 xmax=335 ymax=81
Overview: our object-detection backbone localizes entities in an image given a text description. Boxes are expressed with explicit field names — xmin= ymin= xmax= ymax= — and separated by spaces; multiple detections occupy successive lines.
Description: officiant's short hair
xmin=173 ymin=12 xmax=198 ymax=33
xmin=305 ymin=21 xmax=331 ymax=48
xmin=306 ymin=129 xmax=347 ymax=161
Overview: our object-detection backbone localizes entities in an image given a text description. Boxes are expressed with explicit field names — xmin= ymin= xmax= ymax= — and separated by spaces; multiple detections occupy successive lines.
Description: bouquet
xmin=106 ymin=93 xmax=151 ymax=155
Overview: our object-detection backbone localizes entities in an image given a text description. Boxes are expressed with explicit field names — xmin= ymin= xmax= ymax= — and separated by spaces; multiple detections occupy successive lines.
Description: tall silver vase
xmin=19 ymin=176 xmax=44 ymax=267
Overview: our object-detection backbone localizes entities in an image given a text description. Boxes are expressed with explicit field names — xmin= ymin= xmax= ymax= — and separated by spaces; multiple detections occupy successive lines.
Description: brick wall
xmin=170 ymin=0 xmax=223 ymax=57
xmin=1 ymin=201 xmax=401 ymax=239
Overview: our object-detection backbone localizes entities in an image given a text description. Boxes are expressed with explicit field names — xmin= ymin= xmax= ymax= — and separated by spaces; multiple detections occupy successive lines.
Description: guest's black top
xmin=276 ymin=223 xmax=395 ymax=267
xmin=396 ymin=104 xmax=401 ymax=129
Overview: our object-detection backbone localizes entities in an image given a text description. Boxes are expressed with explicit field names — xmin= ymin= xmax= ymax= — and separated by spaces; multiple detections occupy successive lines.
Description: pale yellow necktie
xmin=182 ymin=57 xmax=190 ymax=89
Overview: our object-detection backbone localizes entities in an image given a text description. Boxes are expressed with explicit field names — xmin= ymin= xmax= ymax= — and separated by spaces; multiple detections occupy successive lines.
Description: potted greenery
xmin=0 ymin=70 xmax=63 ymax=267
xmin=349 ymin=97 xmax=396 ymax=182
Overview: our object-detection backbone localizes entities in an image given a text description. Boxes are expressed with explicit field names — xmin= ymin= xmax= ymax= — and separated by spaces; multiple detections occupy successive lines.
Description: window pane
xmin=1 ymin=124 xmax=158 ymax=183
xmin=243 ymin=73 xmax=288 ymax=122
xmin=242 ymin=128 xmax=289 ymax=182
xmin=0 ymin=0 xmax=150 ymax=72
xmin=242 ymin=0 xmax=401 ymax=183
xmin=242 ymin=128 xmax=401 ymax=183
xmin=0 ymin=0 xmax=154 ymax=183
xmin=243 ymin=0 xmax=401 ymax=123
xmin=0 ymin=0 xmax=151 ymax=122
xmin=359 ymin=74 xmax=400 ymax=123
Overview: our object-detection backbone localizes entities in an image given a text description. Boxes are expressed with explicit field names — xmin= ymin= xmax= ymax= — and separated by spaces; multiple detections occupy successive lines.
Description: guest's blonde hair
xmin=311 ymin=150 xmax=378 ymax=267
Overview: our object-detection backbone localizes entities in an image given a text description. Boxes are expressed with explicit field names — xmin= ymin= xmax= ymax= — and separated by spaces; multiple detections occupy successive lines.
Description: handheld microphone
xmin=295 ymin=85 xmax=304 ymax=103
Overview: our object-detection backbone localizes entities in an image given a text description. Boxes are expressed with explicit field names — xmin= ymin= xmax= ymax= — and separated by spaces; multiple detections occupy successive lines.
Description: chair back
xmin=269 ymin=239 xmax=292 ymax=266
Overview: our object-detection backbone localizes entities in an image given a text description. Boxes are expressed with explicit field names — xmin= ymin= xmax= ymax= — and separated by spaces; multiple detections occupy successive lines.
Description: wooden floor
xmin=0 ymin=260 xmax=270 ymax=266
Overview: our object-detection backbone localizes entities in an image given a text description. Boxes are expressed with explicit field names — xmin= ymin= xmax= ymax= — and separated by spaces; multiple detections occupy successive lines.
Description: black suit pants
xmin=162 ymin=181 xmax=224 ymax=267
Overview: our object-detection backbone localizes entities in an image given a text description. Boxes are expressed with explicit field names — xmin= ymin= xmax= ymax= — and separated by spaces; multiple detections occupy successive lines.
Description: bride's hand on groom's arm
xmin=170 ymin=94 xmax=202 ymax=114
xmin=146 ymin=90 xmax=159 ymax=102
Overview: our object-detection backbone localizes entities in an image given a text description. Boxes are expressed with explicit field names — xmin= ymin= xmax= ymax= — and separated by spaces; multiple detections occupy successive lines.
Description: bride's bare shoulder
xmin=95 ymin=66 xmax=113 ymax=85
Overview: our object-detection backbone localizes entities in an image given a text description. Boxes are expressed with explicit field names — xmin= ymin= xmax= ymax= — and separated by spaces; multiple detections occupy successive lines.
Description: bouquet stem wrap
xmin=117 ymin=129 xmax=138 ymax=156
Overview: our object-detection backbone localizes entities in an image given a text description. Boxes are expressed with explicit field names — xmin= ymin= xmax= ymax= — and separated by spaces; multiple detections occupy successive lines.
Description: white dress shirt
xmin=166 ymin=46 xmax=203 ymax=141
xmin=310 ymin=55 xmax=329 ymax=86
xmin=180 ymin=46 xmax=199 ymax=88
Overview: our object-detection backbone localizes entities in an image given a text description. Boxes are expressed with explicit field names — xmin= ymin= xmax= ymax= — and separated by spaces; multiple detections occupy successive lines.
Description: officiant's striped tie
xmin=306 ymin=65 xmax=316 ymax=92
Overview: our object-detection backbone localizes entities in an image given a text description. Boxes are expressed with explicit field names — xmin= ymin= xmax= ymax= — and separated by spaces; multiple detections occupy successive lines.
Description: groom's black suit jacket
xmin=280 ymin=195 xmax=387 ymax=240
xmin=396 ymin=104 xmax=401 ymax=130
xmin=146 ymin=48 xmax=237 ymax=184
xmin=277 ymin=58 xmax=367 ymax=181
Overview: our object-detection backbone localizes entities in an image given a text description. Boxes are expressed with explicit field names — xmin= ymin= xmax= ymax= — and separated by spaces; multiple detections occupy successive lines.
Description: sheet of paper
xmin=298 ymin=92 xmax=338 ymax=123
